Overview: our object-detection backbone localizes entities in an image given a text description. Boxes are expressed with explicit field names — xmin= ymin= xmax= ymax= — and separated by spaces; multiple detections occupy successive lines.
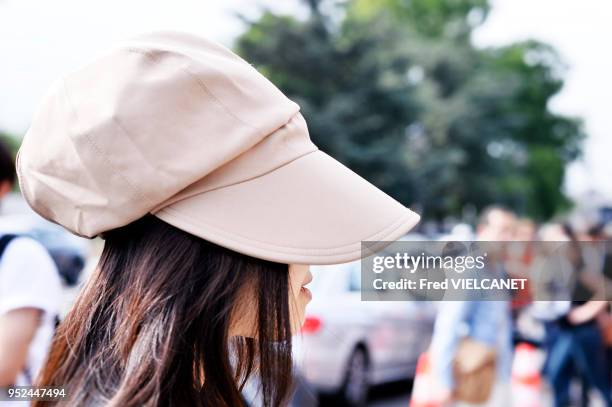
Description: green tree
xmin=237 ymin=6 xmax=423 ymax=203
xmin=352 ymin=0 xmax=583 ymax=219
xmin=350 ymin=0 xmax=489 ymax=39
xmin=0 ymin=131 xmax=20 ymax=157
xmin=236 ymin=0 xmax=584 ymax=220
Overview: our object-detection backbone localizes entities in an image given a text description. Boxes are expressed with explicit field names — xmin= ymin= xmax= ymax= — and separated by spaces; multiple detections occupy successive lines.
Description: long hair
xmin=34 ymin=215 xmax=293 ymax=407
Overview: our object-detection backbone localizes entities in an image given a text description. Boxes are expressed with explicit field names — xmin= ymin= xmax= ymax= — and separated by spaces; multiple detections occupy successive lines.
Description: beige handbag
xmin=453 ymin=338 xmax=497 ymax=404
xmin=597 ymin=312 xmax=612 ymax=346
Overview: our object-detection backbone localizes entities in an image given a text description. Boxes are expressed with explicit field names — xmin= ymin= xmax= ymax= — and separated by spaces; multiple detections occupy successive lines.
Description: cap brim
xmin=153 ymin=150 xmax=420 ymax=265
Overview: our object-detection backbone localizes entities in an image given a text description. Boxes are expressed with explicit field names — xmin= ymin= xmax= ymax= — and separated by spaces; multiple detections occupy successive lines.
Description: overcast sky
xmin=1 ymin=0 xmax=610 ymax=202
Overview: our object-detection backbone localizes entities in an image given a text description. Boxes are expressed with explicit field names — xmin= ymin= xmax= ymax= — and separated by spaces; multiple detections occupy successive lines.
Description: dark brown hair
xmin=35 ymin=215 xmax=293 ymax=407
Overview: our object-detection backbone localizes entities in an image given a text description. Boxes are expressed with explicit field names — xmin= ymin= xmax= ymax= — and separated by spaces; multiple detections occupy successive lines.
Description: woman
xmin=17 ymin=31 xmax=420 ymax=406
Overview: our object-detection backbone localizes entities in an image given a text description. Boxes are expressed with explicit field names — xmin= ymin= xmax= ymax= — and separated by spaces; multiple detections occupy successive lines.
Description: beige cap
xmin=17 ymin=31 xmax=419 ymax=265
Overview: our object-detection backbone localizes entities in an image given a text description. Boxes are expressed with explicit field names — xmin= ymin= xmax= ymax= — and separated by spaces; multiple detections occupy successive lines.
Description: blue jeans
xmin=544 ymin=322 xmax=611 ymax=407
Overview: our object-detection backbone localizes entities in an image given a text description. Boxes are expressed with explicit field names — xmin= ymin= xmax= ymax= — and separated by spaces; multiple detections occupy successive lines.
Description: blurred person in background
xmin=0 ymin=140 xmax=62 ymax=400
xmin=541 ymin=221 xmax=611 ymax=407
xmin=429 ymin=206 xmax=516 ymax=406
xmin=510 ymin=218 xmax=537 ymax=267
xmin=532 ymin=223 xmax=576 ymax=403
xmin=506 ymin=218 xmax=537 ymax=319
xmin=602 ymin=226 xmax=612 ymax=394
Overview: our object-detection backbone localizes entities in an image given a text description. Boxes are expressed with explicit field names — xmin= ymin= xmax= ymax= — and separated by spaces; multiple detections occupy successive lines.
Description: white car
xmin=293 ymin=261 xmax=437 ymax=406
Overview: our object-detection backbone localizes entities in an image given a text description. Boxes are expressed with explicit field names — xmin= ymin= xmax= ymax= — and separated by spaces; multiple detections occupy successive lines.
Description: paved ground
xmin=368 ymin=380 xmax=412 ymax=407
xmin=364 ymin=380 xmax=607 ymax=407
xmin=313 ymin=380 xmax=412 ymax=407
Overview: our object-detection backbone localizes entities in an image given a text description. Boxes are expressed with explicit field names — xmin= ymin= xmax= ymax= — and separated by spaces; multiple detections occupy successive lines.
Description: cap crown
xmin=18 ymin=31 xmax=300 ymax=237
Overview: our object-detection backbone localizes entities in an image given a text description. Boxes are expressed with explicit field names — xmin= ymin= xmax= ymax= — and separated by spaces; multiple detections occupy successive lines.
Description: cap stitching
xmin=60 ymin=79 xmax=155 ymax=207
xmin=14 ymin=149 xmax=61 ymax=230
xmin=16 ymin=160 xmax=86 ymax=236
xmin=147 ymin=113 xmax=315 ymax=212
xmin=122 ymin=47 xmax=304 ymax=200
xmin=206 ymin=146 xmax=318 ymax=193
xmin=124 ymin=47 xmax=260 ymax=132
xmin=152 ymin=147 xmax=320 ymax=209
xmin=155 ymin=203 xmax=419 ymax=255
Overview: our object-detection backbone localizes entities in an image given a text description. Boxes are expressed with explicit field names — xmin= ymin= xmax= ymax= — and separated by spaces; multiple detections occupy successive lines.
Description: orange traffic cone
xmin=511 ymin=343 xmax=544 ymax=407
xmin=410 ymin=352 xmax=444 ymax=407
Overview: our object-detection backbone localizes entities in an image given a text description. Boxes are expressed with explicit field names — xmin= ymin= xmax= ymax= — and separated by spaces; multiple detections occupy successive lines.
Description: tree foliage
xmin=237 ymin=9 xmax=422 ymax=199
xmin=235 ymin=0 xmax=584 ymax=220
xmin=0 ymin=131 xmax=19 ymax=156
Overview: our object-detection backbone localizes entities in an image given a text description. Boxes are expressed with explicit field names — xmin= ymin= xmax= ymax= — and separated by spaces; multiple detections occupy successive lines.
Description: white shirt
xmin=0 ymin=236 xmax=61 ymax=407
